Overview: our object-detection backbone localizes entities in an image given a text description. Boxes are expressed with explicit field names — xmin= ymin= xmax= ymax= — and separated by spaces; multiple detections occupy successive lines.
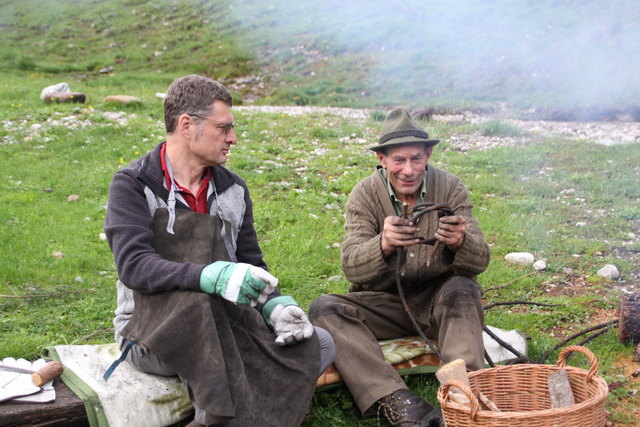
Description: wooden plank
xmin=0 ymin=378 xmax=88 ymax=426
xmin=548 ymin=369 xmax=575 ymax=408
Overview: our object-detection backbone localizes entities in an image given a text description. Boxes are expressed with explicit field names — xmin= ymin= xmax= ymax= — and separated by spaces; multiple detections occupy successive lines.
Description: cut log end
xmin=619 ymin=293 xmax=640 ymax=344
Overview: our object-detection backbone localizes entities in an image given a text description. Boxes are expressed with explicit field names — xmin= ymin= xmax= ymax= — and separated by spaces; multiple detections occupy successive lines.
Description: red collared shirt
xmin=160 ymin=143 xmax=210 ymax=214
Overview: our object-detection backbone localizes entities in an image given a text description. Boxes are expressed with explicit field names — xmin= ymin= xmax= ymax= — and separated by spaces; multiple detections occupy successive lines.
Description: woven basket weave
xmin=437 ymin=345 xmax=609 ymax=427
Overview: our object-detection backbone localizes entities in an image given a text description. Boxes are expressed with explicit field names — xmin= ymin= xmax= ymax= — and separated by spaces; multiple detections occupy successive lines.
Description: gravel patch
xmin=234 ymin=105 xmax=371 ymax=120
xmin=436 ymin=111 xmax=640 ymax=148
xmin=237 ymin=105 xmax=640 ymax=150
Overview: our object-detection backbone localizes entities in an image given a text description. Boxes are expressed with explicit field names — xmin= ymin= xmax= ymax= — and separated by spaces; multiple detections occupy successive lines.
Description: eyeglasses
xmin=189 ymin=114 xmax=235 ymax=135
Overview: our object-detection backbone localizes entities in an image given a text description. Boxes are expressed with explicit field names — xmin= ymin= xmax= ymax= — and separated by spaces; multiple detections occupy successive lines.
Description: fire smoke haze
xmin=228 ymin=0 xmax=640 ymax=108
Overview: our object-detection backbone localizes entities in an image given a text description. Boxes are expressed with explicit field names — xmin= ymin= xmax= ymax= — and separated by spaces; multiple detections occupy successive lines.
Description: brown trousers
xmin=309 ymin=275 xmax=484 ymax=414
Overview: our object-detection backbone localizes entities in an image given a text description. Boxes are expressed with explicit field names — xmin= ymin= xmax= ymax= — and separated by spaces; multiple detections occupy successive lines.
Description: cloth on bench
xmin=43 ymin=344 xmax=192 ymax=427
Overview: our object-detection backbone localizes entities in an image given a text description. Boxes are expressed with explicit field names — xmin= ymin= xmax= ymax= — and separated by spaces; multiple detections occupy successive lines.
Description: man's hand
xmin=262 ymin=296 xmax=314 ymax=346
xmin=435 ymin=215 xmax=466 ymax=250
xmin=200 ymin=261 xmax=277 ymax=306
xmin=381 ymin=216 xmax=422 ymax=257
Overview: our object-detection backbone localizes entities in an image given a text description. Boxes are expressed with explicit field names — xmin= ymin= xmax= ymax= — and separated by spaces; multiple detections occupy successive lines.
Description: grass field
xmin=1 ymin=0 xmax=640 ymax=424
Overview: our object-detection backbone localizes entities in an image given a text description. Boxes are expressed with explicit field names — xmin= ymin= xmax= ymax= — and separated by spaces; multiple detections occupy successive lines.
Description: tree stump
xmin=619 ymin=293 xmax=640 ymax=343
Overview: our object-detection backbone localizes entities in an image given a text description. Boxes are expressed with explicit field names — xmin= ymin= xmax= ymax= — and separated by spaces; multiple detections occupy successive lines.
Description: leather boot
xmin=377 ymin=389 xmax=442 ymax=427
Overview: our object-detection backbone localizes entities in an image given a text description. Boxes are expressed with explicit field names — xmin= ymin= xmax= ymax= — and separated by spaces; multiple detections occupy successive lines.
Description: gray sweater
xmin=105 ymin=142 xmax=267 ymax=344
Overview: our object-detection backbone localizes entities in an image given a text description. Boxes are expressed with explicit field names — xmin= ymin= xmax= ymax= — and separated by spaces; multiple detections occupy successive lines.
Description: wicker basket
xmin=437 ymin=345 xmax=609 ymax=427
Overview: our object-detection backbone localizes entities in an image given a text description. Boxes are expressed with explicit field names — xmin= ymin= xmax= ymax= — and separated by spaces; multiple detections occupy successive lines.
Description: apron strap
xmin=103 ymin=341 xmax=134 ymax=382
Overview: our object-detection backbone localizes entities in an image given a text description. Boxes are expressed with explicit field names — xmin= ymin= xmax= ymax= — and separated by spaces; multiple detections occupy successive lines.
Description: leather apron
xmin=121 ymin=207 xmax=320 ymax=426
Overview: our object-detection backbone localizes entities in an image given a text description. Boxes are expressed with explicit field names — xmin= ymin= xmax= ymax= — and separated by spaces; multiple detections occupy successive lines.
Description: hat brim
xmin=369 ymin=136 xmax=440 ymax=152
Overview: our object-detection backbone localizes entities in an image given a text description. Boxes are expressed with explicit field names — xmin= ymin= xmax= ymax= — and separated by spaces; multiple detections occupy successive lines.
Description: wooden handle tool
xmin=0 ymin=361 xmax=64 ymax=387
xmin=31 ymin=361 xmax=64 ymax=386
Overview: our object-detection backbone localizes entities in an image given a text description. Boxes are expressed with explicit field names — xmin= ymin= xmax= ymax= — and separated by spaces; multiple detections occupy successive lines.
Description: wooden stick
xmin=538 ymin=319 xmax=619 ymax=363
xmin=484 ymin=301 xmax=559 ymax=310
xmin=478 ymin=392 xmax=501 ymax=412
xmin=32 ymin=361 xmax=64 ymax=387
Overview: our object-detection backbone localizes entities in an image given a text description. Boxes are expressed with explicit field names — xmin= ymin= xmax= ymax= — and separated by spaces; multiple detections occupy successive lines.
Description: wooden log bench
xmin=0 ymin=378 xmax=88 ymax=427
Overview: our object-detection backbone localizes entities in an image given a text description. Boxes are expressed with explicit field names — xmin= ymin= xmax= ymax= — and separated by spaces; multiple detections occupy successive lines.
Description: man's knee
xmin=309 ymin=294 xmax=344 ymax=320
xmin=434 ymin=276 xmax=484 ymax=325
xmin=438 ymin=276 xmax=482 ymax=305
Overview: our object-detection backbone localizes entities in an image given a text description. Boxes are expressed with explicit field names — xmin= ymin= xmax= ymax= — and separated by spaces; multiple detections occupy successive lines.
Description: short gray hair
xmin=163 ymin=75 xmax=232 ymax=134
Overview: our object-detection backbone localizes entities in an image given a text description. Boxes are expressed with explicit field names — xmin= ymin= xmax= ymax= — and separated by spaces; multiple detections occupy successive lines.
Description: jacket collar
xmin=135 ymin=142 xmax=236 ymax=207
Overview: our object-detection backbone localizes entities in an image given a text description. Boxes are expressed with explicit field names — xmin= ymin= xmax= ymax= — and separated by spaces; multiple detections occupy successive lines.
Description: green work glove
xmin=200 ymin=261 xmax=278 ymax=306
xmin=262 ymin=296 xmax=314 ymax=346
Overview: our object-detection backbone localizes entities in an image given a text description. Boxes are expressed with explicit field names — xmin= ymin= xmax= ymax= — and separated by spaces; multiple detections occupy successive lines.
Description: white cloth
xmin=47 ymin=344 xmax=192 ymax=427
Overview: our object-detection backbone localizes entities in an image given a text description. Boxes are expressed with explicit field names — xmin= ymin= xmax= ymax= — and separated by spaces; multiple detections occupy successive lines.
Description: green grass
xmin=1 ymin=74 xmax=639 ymax=423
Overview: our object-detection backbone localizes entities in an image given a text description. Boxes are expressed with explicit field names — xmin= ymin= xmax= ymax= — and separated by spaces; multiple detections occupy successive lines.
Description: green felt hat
xmin=369 ymin=106 xmax=439 ymax=152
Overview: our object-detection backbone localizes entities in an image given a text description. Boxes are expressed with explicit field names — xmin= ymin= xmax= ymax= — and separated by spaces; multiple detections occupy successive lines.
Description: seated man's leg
xmin=123 ymin=342 xmax=212 ymax=425
xmin=314 ymin=326 xmax=336 ymax=375
xmin=309 ymin=292 xmax=418 ymax=414
xmin=124 ymin=342 xmax=175 ymax=376
xmin=428 ymin=275 xmax=484 ymax=371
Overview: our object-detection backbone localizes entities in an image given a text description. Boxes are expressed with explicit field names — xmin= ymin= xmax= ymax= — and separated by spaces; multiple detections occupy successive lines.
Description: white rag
xmin=44 ymin=343 xmax=192 ymax=427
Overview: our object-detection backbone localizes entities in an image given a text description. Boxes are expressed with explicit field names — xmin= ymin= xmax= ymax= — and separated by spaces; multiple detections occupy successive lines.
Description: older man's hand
xmin=381 ymin=216 xmax=422 ymax=257
xmin=435 ymin=215 xmax=467 ymax=250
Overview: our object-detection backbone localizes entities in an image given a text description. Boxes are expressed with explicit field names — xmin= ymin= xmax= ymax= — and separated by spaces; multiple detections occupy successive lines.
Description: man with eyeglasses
xmin=104 ymin=75 xmax=335 ymax=426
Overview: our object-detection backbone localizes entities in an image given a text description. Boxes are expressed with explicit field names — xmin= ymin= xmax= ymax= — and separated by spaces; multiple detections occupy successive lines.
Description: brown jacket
xmin=341 ymin=165 xmax=490 ymax=323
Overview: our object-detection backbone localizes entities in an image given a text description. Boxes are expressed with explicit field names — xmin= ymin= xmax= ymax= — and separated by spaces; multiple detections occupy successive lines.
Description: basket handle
xmin=556 ymin=345 xmax=599 ymax=383
xmin=441 ymin=379 xmax=481 ymax=421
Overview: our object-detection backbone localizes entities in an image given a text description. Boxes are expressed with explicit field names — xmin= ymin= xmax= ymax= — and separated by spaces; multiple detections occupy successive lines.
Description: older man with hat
xmin=309 ymin=106 xmax=490 ymax=426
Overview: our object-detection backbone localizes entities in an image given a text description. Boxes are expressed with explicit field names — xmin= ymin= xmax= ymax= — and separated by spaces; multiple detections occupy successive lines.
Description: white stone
xmin=99 ymin=233 xmax=107 ymax=241
xmin=483 ymin=325 xmax=528 ymax=364
xmin=597 ymin=264 xmax=620 ymax=280
xmin=40 ymin=82 xmax=70 ymax=100
xmin=533 ymin=259 xmax=547 ymax=271
xmin=504 ymin=252 xmax=535 ymax=265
